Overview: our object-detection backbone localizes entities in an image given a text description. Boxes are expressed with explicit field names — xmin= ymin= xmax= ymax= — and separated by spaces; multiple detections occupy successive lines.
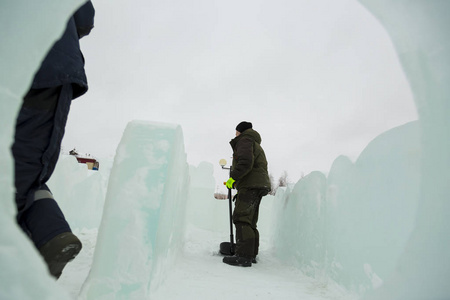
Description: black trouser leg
xmin=12 ymin=84 xmax=73 ymax=248
xmin=252 ymin=200 xmax=261 ymax=257
xmin=232 ymin=189 xmax=263 ymax=258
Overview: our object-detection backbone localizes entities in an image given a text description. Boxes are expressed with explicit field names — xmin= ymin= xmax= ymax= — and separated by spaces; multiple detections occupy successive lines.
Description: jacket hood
xmin=229 ymin=128 xmax=270 ymax=190
xmin=234 ymin=128 xmax=262 ymax=145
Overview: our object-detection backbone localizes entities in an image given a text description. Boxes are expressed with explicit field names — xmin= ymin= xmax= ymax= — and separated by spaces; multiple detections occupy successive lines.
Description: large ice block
xmin=80 ymin=121 xmax=189 ymax=300
xmin=272 ymin=121 xmax=420 ymax=294
xmin=358 ymin=1 xmax=450 ymax=299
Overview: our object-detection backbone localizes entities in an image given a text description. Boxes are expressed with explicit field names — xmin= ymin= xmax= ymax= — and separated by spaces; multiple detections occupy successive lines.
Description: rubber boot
xmin=38 ymin=232 xmax=82 ymax=279
xmin=223 ymin=255 xmax=252 ymax=267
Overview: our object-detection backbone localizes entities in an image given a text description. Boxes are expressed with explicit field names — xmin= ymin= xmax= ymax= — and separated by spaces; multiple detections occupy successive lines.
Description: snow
xmin=58 ymin=227 xmax=357 ymax=300
xmin=1 ymin=1 xmax=450 ymax=300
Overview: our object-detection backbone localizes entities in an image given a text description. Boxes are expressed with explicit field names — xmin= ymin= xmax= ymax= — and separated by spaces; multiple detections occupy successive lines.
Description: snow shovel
xmin=219 ymin=159 xmax=235 ymax=256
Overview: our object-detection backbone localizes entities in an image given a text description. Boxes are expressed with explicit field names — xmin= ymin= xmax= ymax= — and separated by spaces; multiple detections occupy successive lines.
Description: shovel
xmin=219 ymin=159 xmax=235 ymax=255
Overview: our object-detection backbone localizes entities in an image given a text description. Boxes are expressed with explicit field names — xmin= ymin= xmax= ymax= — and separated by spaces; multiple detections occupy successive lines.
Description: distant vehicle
xmin=69 ymin=148 xmax=99 ymax=170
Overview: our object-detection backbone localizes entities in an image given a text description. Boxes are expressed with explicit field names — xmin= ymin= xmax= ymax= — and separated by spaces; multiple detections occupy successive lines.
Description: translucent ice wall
xmin=48 ymin=155 xmax=109 ymax=229
xmin=0 ymin=1 xmax=86 ymax=299
xmin=186 ymin=162 xmax=225 ymax=232
xmin=272 ymin=121 xmax=421 ymax=294
xmin=272 ymin=1 xmax=450 ymax=298
xmin=79 ymin=121 xmax=189 ymax=300
xmin=357 ymin=1 xmax=450 ymax=299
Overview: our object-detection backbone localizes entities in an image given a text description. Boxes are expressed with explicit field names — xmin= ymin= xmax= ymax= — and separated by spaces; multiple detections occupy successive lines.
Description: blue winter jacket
xmin=31 ymin=1 xmax=95 ymax=99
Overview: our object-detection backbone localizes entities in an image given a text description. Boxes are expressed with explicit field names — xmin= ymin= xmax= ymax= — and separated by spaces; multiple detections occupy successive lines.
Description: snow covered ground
xmin=58 ymin=227 xmax=357 ymax=300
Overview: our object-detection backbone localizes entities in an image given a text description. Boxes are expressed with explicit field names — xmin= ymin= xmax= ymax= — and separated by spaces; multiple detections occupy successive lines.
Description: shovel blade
xmin=220 ymin=241 xmax=235 ymax=255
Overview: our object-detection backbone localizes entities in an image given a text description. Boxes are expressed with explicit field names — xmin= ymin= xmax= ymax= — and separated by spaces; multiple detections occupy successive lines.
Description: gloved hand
xmin=226 ymin=177 xmax=236 ymax=189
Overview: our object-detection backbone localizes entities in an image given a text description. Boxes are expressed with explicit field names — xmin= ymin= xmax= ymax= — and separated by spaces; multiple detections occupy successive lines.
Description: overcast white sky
xmin=62 ymin=0 xmax=417 ymax=188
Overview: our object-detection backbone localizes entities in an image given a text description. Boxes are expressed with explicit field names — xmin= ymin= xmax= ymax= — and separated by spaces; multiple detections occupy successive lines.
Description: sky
xmin=62 ymin=0 xmax=417 ymax=187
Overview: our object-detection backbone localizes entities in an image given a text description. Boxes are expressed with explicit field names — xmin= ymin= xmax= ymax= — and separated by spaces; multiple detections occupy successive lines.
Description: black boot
xmin=223 ymin=255 xmax=252 ymax=267
xmin=38 ymin=232 xmax=82 ymax=279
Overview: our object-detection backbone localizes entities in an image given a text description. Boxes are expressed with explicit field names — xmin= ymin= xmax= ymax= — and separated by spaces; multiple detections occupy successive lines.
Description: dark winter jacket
xmin=230 ymin=128 xmax=271 ymax=191
xmin=31 ymin=1 xmax=95 ymax=99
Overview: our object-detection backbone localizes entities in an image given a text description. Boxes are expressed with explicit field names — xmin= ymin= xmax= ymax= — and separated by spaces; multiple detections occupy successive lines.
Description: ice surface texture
xmin=0 ymin=1 xmax=88 ymax=300
xmin=273 ymin=121 xmax=420 ymax=293
xmin=79 ymin=121 xmax=189 ymax=299
xmin=358 ymin=1 xmax=450 ymax=299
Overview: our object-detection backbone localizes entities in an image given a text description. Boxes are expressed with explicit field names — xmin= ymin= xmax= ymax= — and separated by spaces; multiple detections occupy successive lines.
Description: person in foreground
xmin=11 ymin=1 xmax=95 ymax=279
xmin=223 ymin=121 xmax=271 ymax=267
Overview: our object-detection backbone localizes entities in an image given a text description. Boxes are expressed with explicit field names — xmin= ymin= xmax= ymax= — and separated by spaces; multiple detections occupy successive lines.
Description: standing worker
xmin=223 ymin=121 xmax=271 ymax=267
xmin=11 ymin=1 xmax=95 ymax=279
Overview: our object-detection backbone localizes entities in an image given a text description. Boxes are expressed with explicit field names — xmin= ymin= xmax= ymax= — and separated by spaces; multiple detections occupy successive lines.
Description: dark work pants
xmin=12 ymin=84 xmax=73 ymax=249
xmin=232 ymin=189 xmax=265 ymax=258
